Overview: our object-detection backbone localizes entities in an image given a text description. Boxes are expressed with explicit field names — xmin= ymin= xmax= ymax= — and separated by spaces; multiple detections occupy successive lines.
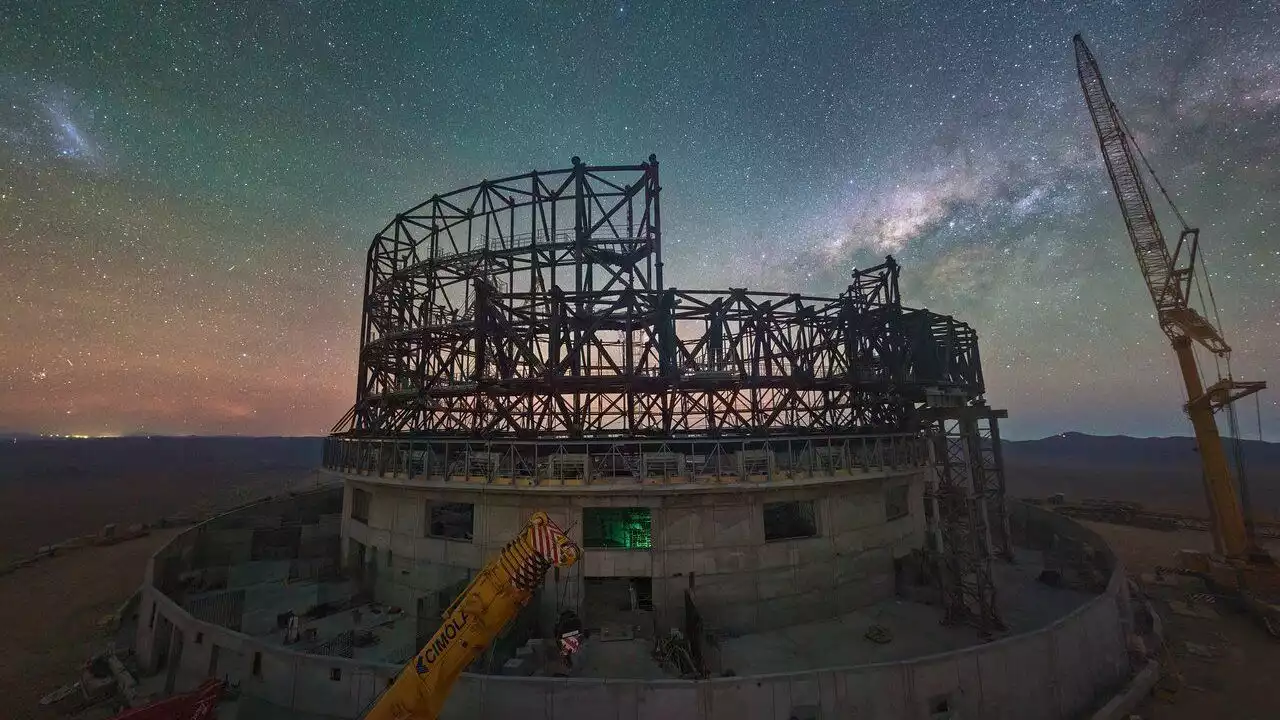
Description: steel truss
xmin=922 ymin=400 xmax=1009 ymax=637
xmin=340 ymin=157 xmax=986 ymax=441
xmin=333 ymin=156 xmax=1011 ymax=632
xmin=322 ymin=432 xmax=929 ymax=486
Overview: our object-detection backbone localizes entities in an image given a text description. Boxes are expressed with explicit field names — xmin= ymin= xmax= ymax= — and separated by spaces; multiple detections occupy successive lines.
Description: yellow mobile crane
xmin=363 ymin=511 xmax=581 ymax=720
xmin=1074 ymin=35 xmax=1280 ymax=629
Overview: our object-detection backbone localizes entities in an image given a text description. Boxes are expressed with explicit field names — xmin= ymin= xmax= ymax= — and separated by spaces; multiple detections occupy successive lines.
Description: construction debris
xmin=1 ymin=524 xmax=153 ymax=578
xmin=864 ymin=624 xmax=894 ymax=644
xmin=1182 ymin=641 xmax=1218 ymax=660
xmin=1140 ymin=571 xmax=1197 ymax=589
xmin=106 ymin=678 xmax=225 ymax=720
xmin=1168 ymin=599 xmax=1218 ymax=620
xmin=1026 ymin=495 xmax=1280 ymax=540
xmin=39 ymin=650 xmax=133 ymax=715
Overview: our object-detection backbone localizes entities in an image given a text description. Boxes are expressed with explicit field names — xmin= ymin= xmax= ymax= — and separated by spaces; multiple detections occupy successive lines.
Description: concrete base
xmin=343 ymin=469 xmax=930 ymax=637
xmin=1088 ymin=660 xmax=1160 ymax=720
xmin=1089 ymin=595 xmax=1164 ymax=720
xmin=136 ymin=494 xmax=1137 ymax=720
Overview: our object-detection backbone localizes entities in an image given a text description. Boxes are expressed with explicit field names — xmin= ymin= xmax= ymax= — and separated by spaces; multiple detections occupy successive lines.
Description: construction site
xmin=84 ymin=35 xmax=1271 ymax=720
xmin=120 ymin=149 xmax=1138 ymax=720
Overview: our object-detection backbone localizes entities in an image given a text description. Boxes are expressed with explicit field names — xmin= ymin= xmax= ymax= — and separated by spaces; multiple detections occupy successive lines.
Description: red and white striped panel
xmin=559 ymin=631 xmax=582 ymax=655
xmin=532 ymin=523 xmax=560 ymax=563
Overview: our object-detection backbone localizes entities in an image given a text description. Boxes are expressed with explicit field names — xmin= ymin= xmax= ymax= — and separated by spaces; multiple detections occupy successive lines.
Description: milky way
xmin=1 ymin=1 xmax=1277 ymax=439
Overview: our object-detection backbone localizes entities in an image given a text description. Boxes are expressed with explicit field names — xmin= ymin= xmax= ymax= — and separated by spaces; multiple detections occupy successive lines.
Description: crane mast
xmin=362 ymin=512 xmax=581 ymax=720
xmin=1073 ymin=34 xmax=1265 ymax=561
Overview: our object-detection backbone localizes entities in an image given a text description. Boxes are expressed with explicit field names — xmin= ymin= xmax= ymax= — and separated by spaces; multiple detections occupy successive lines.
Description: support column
xmin=921 ymin=393 xmax=1008 ymax=638
xmin=979 ymin=415 xmax=1013 ymax=560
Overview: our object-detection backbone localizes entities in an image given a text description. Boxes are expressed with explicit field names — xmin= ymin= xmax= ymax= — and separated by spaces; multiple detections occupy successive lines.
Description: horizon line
xmin=2 ymin=431 xmax=1275 ymax=444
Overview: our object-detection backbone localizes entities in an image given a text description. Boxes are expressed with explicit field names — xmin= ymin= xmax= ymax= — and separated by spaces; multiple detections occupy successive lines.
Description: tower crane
xmin=1074 ymin=35 xmax=1278 ymax=628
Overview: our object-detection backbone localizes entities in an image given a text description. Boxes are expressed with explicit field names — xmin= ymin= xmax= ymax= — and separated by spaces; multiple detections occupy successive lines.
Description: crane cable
xmin=1191 ymin=263 xmax=1226 ymax=382
xmin=1116 ymin=101 xmax=1243 ymax=387
xmin=1256 ymin=392 xmax=1268 ymax=524
xmin=1227 ymin=396 xmax=1258 ymax=549
xmin=1129 ymin=113 xmax=1259 ymax=542
xmin=1115 ymin=110 xmax=1192 ymax=233
xmin=1121 ymin=113 xmax=1272 ymax=550
xmin=1118 ymin=110 xmax=1232 ymax=358
xmin=1115 ymin=102 xmax=1267 ymax=551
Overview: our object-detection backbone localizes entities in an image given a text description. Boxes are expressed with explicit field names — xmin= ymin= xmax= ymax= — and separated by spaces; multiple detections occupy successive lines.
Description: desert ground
xmin=7 ymin=511 xmax=1276 ymax=720
xmin=0 ymin=438 xmax=324 ymax=718
xmin=0 ymin=529 xmax=178 ymax=720
xmin=1082 ymin=522 xmax=1280 ymax=720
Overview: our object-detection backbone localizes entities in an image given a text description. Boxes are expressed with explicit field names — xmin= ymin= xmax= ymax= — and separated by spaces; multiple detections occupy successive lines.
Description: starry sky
xmin=1 ymin=1 xmax=1277 ymax=440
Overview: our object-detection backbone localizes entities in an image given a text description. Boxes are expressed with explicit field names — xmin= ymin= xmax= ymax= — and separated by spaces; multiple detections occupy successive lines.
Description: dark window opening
xmin=885 ymin=484 xmax=910 ymax=521
xmin=252 ymin=651 xmax=262 ymax=677
xmin=385 ymin=547 xmax=392 ymax=567
xmin=633 ymin=577 xmax=654 ymax=611
xmin=426 ymin=502 xmax=475 ymax=541
xmin=348 ymin=539 xmax=367 ymax=573
xmin=194 ymin=632 xmax=203 ymax=644
xmin=350 ymin=488 xmax=371 ymax=524
xmin=583 ymin=576 xmax=654 ymax=626
xmin=764 ymin=501 xmax=818 ymax=542
xmin=148 ymin=602 xmax=156 ymax=628
xmin=330 ymin=667 xmax=342 ymax=681
xmin=583 ymin=507 xmax=652 ymax=549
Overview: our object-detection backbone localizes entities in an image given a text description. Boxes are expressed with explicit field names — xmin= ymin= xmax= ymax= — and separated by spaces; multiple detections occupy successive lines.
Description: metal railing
xmin=322 ymin=432 xmax=928 ymax=487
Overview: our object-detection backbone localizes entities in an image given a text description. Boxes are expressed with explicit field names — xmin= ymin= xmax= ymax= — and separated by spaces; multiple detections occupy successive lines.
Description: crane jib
xmin=413 ymin=610 xmax=470 ymax=675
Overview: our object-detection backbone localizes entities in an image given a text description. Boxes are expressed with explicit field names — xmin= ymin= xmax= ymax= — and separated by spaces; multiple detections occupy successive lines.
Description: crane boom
xmin=1073 ymin=34 xmax=1265 ymax=561
xmin=363 ymin=511 xmax=580 ymax=720
xmin=1073 ymin=35 xmax=1228 ymax=353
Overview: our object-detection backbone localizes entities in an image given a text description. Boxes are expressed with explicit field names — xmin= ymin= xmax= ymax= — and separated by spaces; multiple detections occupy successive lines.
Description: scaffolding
xmin=921 ymin=396 xmax=1009 ymax=637
xmin=328 ymin=156 xmax=1012 ymax=632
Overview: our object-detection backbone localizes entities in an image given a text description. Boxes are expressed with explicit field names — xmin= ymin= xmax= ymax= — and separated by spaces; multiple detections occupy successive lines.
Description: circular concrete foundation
xmin=134 ymin=487 xmax=1134 ymax=720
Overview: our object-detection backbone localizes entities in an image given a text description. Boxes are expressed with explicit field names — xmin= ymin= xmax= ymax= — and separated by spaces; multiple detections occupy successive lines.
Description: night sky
xmin=2 ymin=1 xmax=1277 ymax=439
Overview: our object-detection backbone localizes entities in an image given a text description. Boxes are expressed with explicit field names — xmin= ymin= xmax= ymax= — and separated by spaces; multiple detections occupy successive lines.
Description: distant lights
xmin=35 ymin=432 xmax=120 ymax=439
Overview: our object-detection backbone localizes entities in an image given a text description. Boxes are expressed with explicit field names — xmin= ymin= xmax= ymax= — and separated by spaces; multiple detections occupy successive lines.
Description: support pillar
xmin=921 ymin=393 xmax=1008 ymax=638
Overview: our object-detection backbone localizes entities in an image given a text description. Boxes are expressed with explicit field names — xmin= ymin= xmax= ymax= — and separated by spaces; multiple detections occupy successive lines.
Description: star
xmin=0 ymin=1 xmax=1275 ymax=439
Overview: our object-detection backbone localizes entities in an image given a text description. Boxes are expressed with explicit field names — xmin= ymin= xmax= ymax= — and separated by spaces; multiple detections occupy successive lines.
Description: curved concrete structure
xmin=339 ymin=438 xmax=930 ymax=639
xmin=135 ymin=489 xmax=1134 ymax=720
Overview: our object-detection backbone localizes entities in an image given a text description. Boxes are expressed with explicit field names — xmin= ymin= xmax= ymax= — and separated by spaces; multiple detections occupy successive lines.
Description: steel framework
xmin=922 ymin=399 xmax=1009 ymax=637
xmin=337 ymin=156 xmax=987 ymax=444
xmin=331 ymin=156 xmax=1009 ymax=633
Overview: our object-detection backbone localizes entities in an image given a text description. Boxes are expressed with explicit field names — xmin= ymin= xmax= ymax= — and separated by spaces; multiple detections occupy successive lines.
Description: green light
xmin=584 ymin=507 xmax=651 ymax=549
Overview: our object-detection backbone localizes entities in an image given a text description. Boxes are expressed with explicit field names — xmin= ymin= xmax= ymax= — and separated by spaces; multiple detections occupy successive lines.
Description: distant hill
xmin=1003 ymin=431 xmax=1280 ymax=469
xmin=0 ymin=436 xmax=323 ymax=482
xmin=1003 ymin=433 xmax=1280 ymax=518
xmin=0 ymin=431 xmax=43 ymax=441
xmin=0 ymin=436 xmax=325 ymax=563
xmin=2 ymin=433 xmax=1277 ymax=562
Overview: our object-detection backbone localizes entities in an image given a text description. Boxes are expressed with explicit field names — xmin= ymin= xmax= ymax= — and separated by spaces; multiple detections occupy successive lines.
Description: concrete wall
xmin=342 ymin=470 xmax=926 ymax=634
xmin=137 ymin=494 xmax=1131 ymax=720
xmin=440 ymin=590 xmax=1128 ymax=720
xmin=139 ymin=585 xmax=402 ymax=718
